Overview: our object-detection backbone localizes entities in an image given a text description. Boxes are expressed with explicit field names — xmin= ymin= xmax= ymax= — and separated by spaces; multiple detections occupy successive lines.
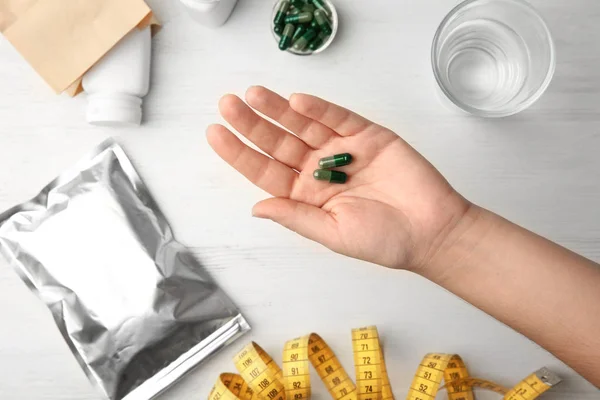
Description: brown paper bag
xmin=0 ymin=0 xmax=158 ymax=96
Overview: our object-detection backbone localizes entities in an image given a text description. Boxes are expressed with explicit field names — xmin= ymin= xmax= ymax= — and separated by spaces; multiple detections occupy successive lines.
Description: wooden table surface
xmin=0 ymin=0 xmax=599 ymax=399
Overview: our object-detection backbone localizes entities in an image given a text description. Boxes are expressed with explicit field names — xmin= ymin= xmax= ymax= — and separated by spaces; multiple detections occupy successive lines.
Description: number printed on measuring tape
xmin=210 ymin=327 xmax=561 ymax=400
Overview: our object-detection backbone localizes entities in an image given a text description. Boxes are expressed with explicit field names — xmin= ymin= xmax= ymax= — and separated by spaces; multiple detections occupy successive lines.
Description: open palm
xmin=207 ymin=86 xmax=470 ymax=271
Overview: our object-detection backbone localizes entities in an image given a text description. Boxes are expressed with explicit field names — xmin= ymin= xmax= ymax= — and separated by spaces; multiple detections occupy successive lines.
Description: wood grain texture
xmin=0 ymin=0 xmax=599 ymax=399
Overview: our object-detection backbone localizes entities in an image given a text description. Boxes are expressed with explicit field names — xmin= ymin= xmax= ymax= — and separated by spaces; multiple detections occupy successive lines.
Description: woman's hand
xmin=207 ymin=86 xmax=471 ymax=273
xmin=208 ymin=87 xmax=600 ymax=385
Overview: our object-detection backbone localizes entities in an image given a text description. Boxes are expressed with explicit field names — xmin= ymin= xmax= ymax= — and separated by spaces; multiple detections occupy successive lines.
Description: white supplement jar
xmin=179 ymin=0 xmax=239 ymax=28
xmin=82 ymin=27 xmax=152 ymax=127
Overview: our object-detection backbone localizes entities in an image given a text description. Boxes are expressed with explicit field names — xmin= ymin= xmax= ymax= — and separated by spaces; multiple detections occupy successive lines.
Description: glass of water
xmin=432 ymin=0 xmax=555 ymax=117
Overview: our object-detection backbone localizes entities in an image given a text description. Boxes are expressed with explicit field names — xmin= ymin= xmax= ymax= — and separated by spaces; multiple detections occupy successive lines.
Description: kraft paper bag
xmin=0 ymin=0 xmax=158 ymax=96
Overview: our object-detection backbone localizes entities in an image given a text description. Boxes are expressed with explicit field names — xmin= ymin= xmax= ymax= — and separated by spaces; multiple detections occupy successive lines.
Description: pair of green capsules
xmin=313 ymin=153 xmax=352 ymax=184
xmin=274 ymin=0 xmax=333 ymax=52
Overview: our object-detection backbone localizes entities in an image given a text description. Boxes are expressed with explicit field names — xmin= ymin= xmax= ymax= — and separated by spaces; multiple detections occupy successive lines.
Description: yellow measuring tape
xmin=209 ymin=327 xmax=561 ymax=400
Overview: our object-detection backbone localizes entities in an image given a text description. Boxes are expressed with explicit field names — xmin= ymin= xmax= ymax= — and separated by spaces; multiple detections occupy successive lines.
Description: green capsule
xmin=274 ymin=1 xmax=291 ymax=25
xmin=290 ymin=0 xmax=305 ymax=8
xmin=292 ymin=24 xmax=308 ymax=41
xmin=279 ymin=23 xmax=295 ymax=51
xmin=314 ymin=9 xmax=332 ymax=35
xmin=302 ymin=3 xmax=316 ymax=13
xmin=292 ymin=28 xmax=318 ymax=51
xmin=289 ymin=7 xmax=300 ymax=15
xmin=319 ymin=153 xmax=353 ymax=169
xmin=311 ymin=0 xmax=331 ymax=17
xmin=313 ymin=169 xmax=347 ymax=184
xmin=309 ymin=32 xmax=329 ymax=51
xmin=285 ymin=11 xmax=312 ymax=24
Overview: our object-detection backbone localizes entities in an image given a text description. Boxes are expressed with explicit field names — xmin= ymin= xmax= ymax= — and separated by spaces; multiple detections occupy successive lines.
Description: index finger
xmin=289 ymin=93 xmax=376 ymax=137
xmin=245 ymin=86 xmax=339 ymax=149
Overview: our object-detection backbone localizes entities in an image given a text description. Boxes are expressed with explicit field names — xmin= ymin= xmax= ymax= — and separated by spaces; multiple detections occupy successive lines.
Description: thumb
xmin=253 ymin=198 xmax=338 ymax=248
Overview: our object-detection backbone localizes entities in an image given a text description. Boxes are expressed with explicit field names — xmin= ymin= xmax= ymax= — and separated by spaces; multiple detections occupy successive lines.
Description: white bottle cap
xmin=86 ymin=92 xmax=143 ymax=127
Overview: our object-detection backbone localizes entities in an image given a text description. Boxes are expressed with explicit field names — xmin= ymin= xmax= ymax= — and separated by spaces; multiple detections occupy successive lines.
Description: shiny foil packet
xmin=0 ymin=140 xmax=250 ymax=400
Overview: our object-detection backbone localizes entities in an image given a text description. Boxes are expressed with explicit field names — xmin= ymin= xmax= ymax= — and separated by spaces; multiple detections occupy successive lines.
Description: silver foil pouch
xmin=0 ymin=140 xmax=250 ymax=400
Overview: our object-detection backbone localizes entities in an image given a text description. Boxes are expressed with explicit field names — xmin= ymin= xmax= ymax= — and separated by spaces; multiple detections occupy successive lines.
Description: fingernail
xmin=252 ymin=212 xmax=266 ymax=219
xmin=252 ymin=208 xmax=267 ymax=219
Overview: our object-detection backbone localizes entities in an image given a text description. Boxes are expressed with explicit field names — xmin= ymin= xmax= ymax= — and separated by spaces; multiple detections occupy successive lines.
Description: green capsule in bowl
xmin=271 ymin=0 xmax=339 ymax=55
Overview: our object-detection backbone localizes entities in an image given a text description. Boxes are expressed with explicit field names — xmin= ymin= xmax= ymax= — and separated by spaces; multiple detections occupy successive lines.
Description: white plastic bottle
xmin=179 ymin=0 xmax=239 ymax=28
xmin=82 ymin=27 xmax=152 ymax=127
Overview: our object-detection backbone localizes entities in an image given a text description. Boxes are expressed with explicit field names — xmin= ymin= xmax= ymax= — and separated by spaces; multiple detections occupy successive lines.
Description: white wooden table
xmin=0 ymin=0 xmax=599 ymax=399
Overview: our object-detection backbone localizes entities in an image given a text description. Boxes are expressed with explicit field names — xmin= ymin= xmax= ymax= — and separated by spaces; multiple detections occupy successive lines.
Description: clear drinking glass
xmin=432 ymin=0 xmax=555 ymax=117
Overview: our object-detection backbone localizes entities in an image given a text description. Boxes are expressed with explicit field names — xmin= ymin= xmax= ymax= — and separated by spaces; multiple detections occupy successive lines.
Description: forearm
xmin=424 ymin=205 xmax=600 ymax=387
